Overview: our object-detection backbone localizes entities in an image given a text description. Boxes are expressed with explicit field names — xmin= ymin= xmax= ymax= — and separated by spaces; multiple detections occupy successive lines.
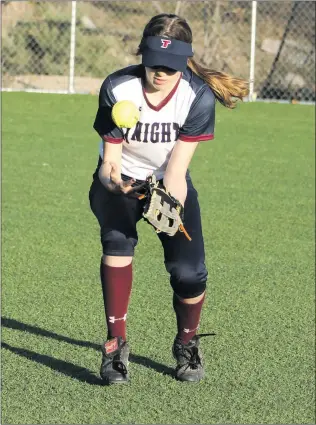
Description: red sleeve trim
xmin=102 ymin=136 xmax=124 ymax=144
xmin=178 ymin=134 xmax=214 ymax=142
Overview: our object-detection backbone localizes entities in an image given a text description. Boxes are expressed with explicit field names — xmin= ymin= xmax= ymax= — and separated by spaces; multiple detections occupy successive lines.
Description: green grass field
xmin=2 ymin=92 xmax=315 ymax=425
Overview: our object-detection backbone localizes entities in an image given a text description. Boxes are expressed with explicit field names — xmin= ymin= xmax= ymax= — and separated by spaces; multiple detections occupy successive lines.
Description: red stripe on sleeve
xmin=178 ymin=134 xmax=214 ymax=142
xmin=102 ymin=136 xmax=124 ymax=144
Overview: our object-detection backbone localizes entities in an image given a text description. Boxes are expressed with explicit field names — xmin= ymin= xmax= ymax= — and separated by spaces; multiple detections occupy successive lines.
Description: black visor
xmin=141 ymin=36 xmax=193 ymax=73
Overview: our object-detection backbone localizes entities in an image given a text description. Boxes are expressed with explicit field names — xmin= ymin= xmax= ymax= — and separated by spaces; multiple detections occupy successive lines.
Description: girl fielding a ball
xmin=89 ymin=13 xmax=248 ymax=385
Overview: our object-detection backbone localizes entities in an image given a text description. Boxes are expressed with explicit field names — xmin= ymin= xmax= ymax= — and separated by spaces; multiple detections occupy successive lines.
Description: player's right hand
xmin=99 ymin=162 xmax=146 ymax=197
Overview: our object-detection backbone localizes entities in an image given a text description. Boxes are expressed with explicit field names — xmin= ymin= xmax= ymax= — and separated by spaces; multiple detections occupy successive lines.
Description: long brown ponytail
xmin=138 ymin=13 xmax=249 ymax=109
xmin=188 ymin=58 xmax=249 ymax=108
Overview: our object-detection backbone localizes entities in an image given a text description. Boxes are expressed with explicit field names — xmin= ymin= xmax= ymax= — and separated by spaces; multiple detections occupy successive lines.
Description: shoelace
xmin=112 ymin=359 xmax=128 ymax=375
xmin=176 ymin=333 xmax=216 ymax=371
xmin=102 ymin=342 xmax=128 ymax=376
xmin=112 ymin=345 xmax=129 ymax=376
xmin=196 ymin=333 xmax=216 ymax=339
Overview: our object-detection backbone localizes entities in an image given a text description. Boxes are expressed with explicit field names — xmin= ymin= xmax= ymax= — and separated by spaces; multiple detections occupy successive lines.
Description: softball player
xmin=89 ymin=13 xmax=248 ymax=384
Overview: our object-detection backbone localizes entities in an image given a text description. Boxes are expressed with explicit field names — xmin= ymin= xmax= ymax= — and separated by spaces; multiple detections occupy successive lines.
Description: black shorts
xmin=88 ymin=157 xmax=208 ymax=297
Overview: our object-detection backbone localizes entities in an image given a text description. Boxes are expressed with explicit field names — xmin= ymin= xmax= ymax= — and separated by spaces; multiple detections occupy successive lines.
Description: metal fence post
xmin=69 ymin=0 xmax=77 ymax=94
xmin=249 ymin=1 xmax=257 ymax=101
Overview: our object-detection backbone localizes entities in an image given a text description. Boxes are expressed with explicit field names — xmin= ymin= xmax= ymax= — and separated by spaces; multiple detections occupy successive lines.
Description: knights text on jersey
xmin=93 ymin=65 xmax=215 ymax=180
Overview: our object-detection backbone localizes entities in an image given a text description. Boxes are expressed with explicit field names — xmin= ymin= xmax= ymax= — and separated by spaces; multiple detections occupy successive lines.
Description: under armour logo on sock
xmin=183 ymin=325 xmax=199 ymax=334
xmin=109 ymin=314 xmax=127 ymax=323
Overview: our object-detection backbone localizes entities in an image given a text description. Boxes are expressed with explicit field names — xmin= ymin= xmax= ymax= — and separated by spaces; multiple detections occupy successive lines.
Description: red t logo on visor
xmin=161 ymin=39 xmax=171 ymax=49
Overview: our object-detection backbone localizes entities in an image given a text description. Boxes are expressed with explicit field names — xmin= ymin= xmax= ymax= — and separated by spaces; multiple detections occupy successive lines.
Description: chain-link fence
xmin=2 ymin=0 xmax=315 ymax=102
xmin=255 ymin=1 xmax=315 ymax=102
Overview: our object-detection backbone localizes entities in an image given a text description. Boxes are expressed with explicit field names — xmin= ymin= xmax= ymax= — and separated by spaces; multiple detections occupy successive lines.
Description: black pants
xmin=89 ymin=159 xmax=208 ymax=298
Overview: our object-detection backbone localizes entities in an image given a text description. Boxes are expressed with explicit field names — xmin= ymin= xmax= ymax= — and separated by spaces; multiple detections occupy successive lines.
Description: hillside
xmin=2 ymin=1 xmax=315 ymax=100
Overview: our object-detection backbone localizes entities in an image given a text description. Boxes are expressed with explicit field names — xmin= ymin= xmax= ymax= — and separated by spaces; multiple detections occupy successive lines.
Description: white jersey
xmin=94 ymin=65 xmax=215 ymax=180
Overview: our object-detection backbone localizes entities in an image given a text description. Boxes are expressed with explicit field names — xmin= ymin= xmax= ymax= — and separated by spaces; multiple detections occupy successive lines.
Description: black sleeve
xmin=178 ymin=85 xmax=215 ymax=142
xmin=93 ymin=77 xmax=124 ymax=142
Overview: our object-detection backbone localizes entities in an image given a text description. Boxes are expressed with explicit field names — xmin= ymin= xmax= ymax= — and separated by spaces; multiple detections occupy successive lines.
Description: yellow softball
xmin=111 ymin=100 xmax=140 ymax=128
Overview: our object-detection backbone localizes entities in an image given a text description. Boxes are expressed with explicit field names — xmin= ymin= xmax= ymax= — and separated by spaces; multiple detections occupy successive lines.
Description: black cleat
xmin=100 ymin=336 xmax=129 ymax=385
xmin=172 ymin=333 xmax=215 ymax=382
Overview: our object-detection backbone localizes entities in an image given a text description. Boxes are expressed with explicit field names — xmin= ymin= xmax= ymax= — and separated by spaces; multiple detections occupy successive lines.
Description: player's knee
xmin=168 ymin=263 xmax=208 ymax=299
xmin=100 ymin=229 xmax=137 ymax=256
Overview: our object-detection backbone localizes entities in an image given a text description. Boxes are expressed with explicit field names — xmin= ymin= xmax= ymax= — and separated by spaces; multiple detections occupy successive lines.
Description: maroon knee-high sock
xmin=100 ymin=261 xmax=132 ymax=341
xmin=173 ymin=293 xmax=205 ymax=344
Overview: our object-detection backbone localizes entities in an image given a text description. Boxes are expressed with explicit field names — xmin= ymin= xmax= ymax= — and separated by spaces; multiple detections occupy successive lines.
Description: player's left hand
xmin=163 ymin=174 xmax=187 ymax=207
xmin=142 ymin=176 xmax=191 ymax=240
